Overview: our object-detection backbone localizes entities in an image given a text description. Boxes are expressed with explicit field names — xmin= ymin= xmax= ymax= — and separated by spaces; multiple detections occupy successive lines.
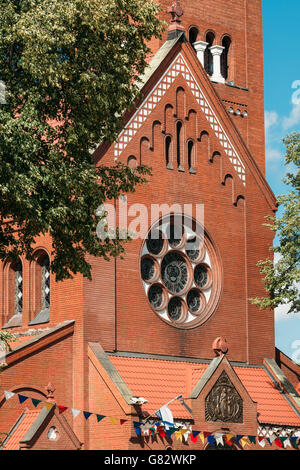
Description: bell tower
xmin=150 ymin=0 xmax=266 ymax=173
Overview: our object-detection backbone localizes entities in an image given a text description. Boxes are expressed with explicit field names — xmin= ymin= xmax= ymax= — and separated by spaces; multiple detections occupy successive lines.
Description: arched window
xmin=165 ymin=135 xmax=173 ymax=169
xmin=189 ymin=27 xmax=199 ymax=48
xmin=2 ymin=258 xmax=23 ymax=328
xmin=176 ymin=122 xmax=184 ymax=171
xmin=187 ymin=140 xmax=196 ymax=173
xmin=221 ymin=36 xmax=231 ymax=80
xmin=29 ymin=251 xmax=50 ymax=325
xmin=204 ymin=32 xmax=215 ymax=76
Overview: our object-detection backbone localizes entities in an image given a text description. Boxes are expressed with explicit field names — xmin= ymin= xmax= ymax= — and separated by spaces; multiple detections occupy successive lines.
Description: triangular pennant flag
xmin=283 ymin=438 xmax=291 ymax=448
xmin=240 ymin=436 xmax=250 ymax=448
xmin=133 ymin=422 xmax=141 ymax=436
xmin=290 ymin=437 xmax=298 ymax=449
xmin=32 ymin=398 xmax=41 ymax=407
xmin=18 ymin=394 xmax=28 ymax=404
xmin=199 ymin=432 xmax=205 ymax=444
xmin=58 ymin=405 xmax=68 ymax=414
xmin=157 ymin=426 xmax=166 ymax=438
xmin=235 ymin=435 xmax=243 ymax=445
xmin=274 ymin=438 xmax=283 ymax=448
xmin=258 ymin=438 xmax=266 ymax=448
xmin=150 ymin=427 xmax=156 ymax=437
xmin=266 ymin=438 xmax=272 ymax=446
xmin=207 ymin=435 xmax=215 ymax=445
xmin=44 ymin=402 xmax=55 ymax=411
xmin=203 ymin=431 xmax=211 ymax=438
xmin=174 ymin=430 xmax=183 ymax=442
xmin=215 ymin=433 xmax=224 ymax=446
xmin=109 ymin=417 xmax=118 ymax=425
xmin=166 ymin=427 xmax=177 ymax=438
xmin=120 ymin=419 xmax=127 ymax=425
xmin=269 ymin=435 xmax=276 ymax=443
xmin=191 ymin=431 xmax=200 ymax=444
xmin=4 ymin=391 xmax=15 ymax=400
xmin=83 ymin=411 xmax=92 ymax=420
xmin=71 ymin=408 xmax=81 ymax=419
xmin=248 ymin=436 xmax=256 ymax=445
xmin=96 ymin=414 xmax=105 ymax=423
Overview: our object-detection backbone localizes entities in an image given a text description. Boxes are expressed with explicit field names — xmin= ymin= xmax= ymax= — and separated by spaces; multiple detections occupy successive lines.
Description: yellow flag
xmin=174 ymin=431 xmax=183 ymax=442
xmin=226 ymin=433 xmax=235 ymax=442
xmin=44 ymin=402 xmax=54 ymax=411
xmin=240 ymin=437 xmax=250 ymax=448
xmin=199 ymin=432 xmax=205 ymax=444
xmin=109 ymin=417 xmax=118 ymax=425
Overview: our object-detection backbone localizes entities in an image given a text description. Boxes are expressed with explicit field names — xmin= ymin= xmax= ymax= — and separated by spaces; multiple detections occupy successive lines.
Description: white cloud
xmin=265 ymin=110 xmax=279 ymax=133
xmin=265 ymin=147 xmax=283 ymax=161
xmin=282 ymin=102 xmax=300 ymax=130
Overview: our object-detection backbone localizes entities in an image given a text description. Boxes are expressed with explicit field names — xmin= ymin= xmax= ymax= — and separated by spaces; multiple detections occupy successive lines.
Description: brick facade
xmin=0 ymin=0 xmax=299 ymax=451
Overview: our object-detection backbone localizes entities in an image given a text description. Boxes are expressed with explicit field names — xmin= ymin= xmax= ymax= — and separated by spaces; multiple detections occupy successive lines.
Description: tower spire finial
xmin=167 ymin=0 xmax=184 ymax=24
xmin=167 ymin=0 xmax=185 ymax=38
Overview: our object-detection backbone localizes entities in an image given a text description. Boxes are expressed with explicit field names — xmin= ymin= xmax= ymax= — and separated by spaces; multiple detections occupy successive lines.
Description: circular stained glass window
xmin=148 ymin=284 xmax=165 ymax=310
xmin=146 ymin=229 xmax=165 ymax=256
xmin=141 ymin=216 xmax=221 ymax=329
xmin=168 ymin=297 xmax=183 ymax=322
xmin=194 ymin=264 xmax=210 ymax=289
xmin=141 ymin=256 xmax=156 ymax=282
xmin=161 ymin=252 xmax=188 ymax=294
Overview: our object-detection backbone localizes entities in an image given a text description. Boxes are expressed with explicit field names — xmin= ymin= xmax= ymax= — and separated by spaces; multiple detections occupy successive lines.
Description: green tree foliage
xmin=0 ymin=0 xmax=164 ymax=280
xmin=251 ymin=132 xmax=300 ymax=314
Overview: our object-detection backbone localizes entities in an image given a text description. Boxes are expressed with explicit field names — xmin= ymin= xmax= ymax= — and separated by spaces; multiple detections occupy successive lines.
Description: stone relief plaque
xmin=205 ymin=371 xmax=243 ymax=423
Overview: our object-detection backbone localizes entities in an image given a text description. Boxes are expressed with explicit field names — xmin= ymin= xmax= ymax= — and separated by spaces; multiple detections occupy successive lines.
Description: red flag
xmin=204 ymin=432 xmax=211 ymax=438
xmin=120 ymin=419 xmax=127 ymax=425
xmin=274 ymin=438 xmax=283 ymax=448
xmin=157 ymin=426 xmax=166 ymax=438
xmin=58 ymin=405 xmax=68 ymax=414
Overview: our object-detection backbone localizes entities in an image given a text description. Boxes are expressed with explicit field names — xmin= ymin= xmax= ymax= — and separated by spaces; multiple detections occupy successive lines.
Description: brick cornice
xmin=4 ymin=320 xmax=75 ymax=367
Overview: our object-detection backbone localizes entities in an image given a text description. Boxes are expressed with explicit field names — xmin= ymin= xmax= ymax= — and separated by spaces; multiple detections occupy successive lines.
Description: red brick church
xmin=0 ymin=0 xmax=299 ymax=450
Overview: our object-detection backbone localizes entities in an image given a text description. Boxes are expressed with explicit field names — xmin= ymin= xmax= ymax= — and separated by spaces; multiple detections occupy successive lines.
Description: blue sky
xmin=262 ymin=0 xmax=300 ymax=361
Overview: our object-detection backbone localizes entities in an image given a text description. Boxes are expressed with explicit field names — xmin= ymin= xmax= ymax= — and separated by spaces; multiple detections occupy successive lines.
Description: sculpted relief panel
xmin=205 ymin=371 xmax=243 ymax=423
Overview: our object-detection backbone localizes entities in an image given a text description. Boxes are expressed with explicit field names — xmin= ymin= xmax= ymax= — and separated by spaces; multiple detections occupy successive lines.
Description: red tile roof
xmin=109 ymin=355 xmax=300 ymax=426
xmin=2 ymin=409 xmax=40 ymax=450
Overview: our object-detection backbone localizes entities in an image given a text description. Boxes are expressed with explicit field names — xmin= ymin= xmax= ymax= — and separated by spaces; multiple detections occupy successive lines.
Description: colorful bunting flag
xmin=133 ymin=422 xmax=141 ymax=436
xmin=44 ymin=402 xmax=55 ymax=411
xmin=190 ymin=431 xmax=200 ymax=444
xmin=215 ymin=433 xmax=224 ymax=446
xmin=83 ymin=411 xmax=92 ymax=420
xmin=58 ymin=405 xmax=68 ymax=414
xmin=258 ymin=438 xmax=266 ymax=448
xmin=4 ymin=391 xmax=15 ymax=400
xmin=71 ymin=409 xmax=81 ymax=419
xmin=120 ymin=419 xmax=127 ymax=425
xmin=96 ymin=414 xmax=105 ymax=423
xmin=248 ymin=436 xmax=256 ymax=445
xmin=109 ymin=417 xmax=118 ymax=425
xmin=32 ymin=398 xmax=41 ymax=407
xmin=157 ymin=426 xmax=166 ymax=439
xmin=274 ymin=438 xmax=283 ymax=448
xmin=18 ymin=394 xmax=28 ymax=404
xmin=235 ymin=435 xmax=243 ymax=445
xmin=207 ymin=435 xmax=215 ymax=445
xmin=198 ymin=432 xmax=205 ymax=444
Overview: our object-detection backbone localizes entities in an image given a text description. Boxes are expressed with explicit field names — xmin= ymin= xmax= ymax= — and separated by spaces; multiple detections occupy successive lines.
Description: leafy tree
xmin=251 ymin=132 xmax=300 ymax=314
xmin=0 ymin=0 xmax=164 ymax=280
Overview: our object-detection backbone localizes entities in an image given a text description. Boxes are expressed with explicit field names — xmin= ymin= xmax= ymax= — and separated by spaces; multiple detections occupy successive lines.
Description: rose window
xmin=141 ymin=217 xmax=221 ymax=329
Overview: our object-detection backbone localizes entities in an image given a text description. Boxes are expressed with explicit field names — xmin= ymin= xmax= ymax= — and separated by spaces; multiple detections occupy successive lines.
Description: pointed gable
xmin=105 ymin=34 xmax=276 ymax=210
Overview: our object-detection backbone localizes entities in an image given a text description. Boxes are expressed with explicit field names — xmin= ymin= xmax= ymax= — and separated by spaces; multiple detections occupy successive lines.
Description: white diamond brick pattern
xmin=114 ymin=53 xmax=246 ymax=185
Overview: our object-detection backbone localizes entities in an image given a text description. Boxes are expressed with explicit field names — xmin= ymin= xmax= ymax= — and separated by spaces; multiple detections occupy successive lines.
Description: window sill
xmin=28 ymin=308 xmax=50 ymax=326
xmin=2 ymin=314 xmax=22 ymax=329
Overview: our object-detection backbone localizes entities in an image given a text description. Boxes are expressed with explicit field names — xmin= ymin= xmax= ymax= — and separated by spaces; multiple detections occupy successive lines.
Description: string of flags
xmin=3 ymin=390 xmax=299 ymax=449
